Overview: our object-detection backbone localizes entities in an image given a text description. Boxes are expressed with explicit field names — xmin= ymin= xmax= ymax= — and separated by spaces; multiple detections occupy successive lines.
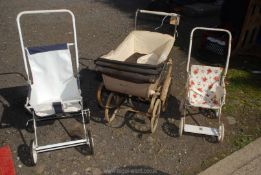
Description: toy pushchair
xmin=179 ymin=27 xmax=232 ymax=142
xmin=96 ymin=10 xmax=180 ymax=133
xmin=17 ymin=9 xmax=94 ymax=165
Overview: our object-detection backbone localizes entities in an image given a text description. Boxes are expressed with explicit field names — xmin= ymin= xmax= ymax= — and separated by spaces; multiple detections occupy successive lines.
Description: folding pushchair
xmin=179 ymin=27 xmax=232 ymax=142
xmin=16 ymin=9 xmax=93 ymax=164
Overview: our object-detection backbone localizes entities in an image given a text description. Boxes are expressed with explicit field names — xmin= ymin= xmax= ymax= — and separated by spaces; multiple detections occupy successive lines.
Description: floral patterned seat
xmin=187 ymin=65 xmax=225 ymax=109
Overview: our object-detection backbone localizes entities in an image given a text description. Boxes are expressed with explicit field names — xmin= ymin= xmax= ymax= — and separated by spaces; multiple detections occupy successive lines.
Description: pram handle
xmin=135 ymin=9 xmax=180 ymax=37
xmin=186 ymin=27 xmax=232 ymax=76
xmin=16 ymin=9 xmax=79 ymax=81
xmin=138 ymin=10 xmax=180 ymax=17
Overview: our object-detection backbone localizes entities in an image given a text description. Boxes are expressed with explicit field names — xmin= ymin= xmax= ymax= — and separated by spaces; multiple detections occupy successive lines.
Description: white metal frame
xmin=17 ymin=9 xmax=80 ymax=82
xmin=180 ymin=27 xmax=232 ymax=142
xmin=16 ymin=9 xmax=92 ymax=164
xmin=135 ymin=9 xmax=180 ymax=37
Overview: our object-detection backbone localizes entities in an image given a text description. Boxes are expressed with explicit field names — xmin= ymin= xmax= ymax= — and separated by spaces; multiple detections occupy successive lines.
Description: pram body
xmin=96 ymin=10 xmax=180 ymax=133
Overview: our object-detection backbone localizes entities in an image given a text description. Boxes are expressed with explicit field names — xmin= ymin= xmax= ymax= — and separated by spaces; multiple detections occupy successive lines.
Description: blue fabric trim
xmin=27 ymin=43 xmax=68 ymax=55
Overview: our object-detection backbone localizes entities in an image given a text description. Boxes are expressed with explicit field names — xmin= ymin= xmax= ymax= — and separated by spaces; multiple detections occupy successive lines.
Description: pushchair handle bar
xmin=16 ymin=9 xmax=79 ymax=81
xmin=135 ymin=9 xmax=180 ymax=37
xmin=187 ymin=27 xmax=232 ymax=76
xmin=138 ymin=10 xmax=180 ymax=17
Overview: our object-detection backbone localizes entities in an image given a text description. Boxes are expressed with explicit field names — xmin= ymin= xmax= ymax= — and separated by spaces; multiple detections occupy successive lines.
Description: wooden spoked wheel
xmin=96 ymin=82 xmax=111 ymax=108
xmin=104 ymin=93 xmax=124 ymax=123
xmin=150 ymin=99 xmax=161 ymax=133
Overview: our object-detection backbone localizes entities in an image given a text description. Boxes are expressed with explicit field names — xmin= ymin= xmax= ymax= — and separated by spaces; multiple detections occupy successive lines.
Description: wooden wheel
xmin=150 ymin=99 xmax=161 ymax=133
xmin=104 ymin=93 xmax=124 ymax=123
xmin=162 ymin=92 xmax=170 ymax=112
xmin=96 ymin=82 xmax=111 ymax=108
xmin=161 ymin=59 xmax=172 ymax=112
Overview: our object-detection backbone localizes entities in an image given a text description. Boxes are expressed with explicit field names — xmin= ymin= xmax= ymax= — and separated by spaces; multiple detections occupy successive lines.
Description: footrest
xmin=184 ymin=124 xmax=219 ymax=136
xmin=36 ymin=139 xmax=89 ymax=153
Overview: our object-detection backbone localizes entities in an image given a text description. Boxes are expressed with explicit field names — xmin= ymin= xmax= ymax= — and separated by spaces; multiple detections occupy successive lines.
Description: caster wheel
xmin=83 ymin=110 xmax=91 ymax=124
xmin=26 ymin=120 xmax=34 ymax=133
xmin=150 ymin=99 xmax=161 ymax=133
xmin=217 ymin=123 xmax=225 ymax=142
xmin=179 ymin=99 xmax=185 ymax=114
xmin=30 ymin=139 xmax=37 ymax=166
xmin=87 ymin=130 xmax=94 ymax=155
xmin=215 ymin=109 xmax=220 ymax=118
xmin=179 ymin=117 xmax=184 ymax=137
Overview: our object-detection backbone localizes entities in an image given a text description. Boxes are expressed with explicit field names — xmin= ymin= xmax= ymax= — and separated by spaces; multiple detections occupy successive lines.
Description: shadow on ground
xmin=103 ymin=165 xmax=170 ymax=175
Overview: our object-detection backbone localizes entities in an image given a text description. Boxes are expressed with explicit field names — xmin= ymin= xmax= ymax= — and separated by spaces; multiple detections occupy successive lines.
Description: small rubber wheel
xmin=83 ymin=110 xmax=91 ymax=124
xmin=215 ymin=109 xmax=220 ymax=118
xmin=179 ymin=99 xmax=185 ymax=114
xmin=217 ymin=123 xmax=225 ymax=142
xmin=25 ymin=120 xmax=34 ymax=133
xmin=87 ymin=130 xmax=94 ymax=155
xmin=30 ymin=139 xmax=37 ymax=166
xmin=104 ymin=93 xmax=121 ymax=123
xmin=179 ymin=117 xmax=184 ymax=137
xmin=150 ymin=99 xmax=161 ymax=133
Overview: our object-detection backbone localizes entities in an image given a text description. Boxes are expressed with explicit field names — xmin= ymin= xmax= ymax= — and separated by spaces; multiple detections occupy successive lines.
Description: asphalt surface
xmin=0 ymin=1 xmax=230 ymax=175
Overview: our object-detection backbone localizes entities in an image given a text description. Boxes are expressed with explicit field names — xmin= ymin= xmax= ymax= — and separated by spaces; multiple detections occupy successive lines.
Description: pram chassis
xmin=17 ymin=9 xmax=93 ymax=165
xmin=179 ymin=27 xmax=232 ymax=142
xmin=97 ymin=10 xmax=180 ymax=133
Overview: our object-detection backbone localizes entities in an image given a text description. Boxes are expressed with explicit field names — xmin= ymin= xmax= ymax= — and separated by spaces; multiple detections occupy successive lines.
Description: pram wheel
xmin=150 ymin=99 xmax=161 ymax=133
xmin=161 ymin=93 xmax=169 ymax=112
xmin=96 ymin=82 xmax=110 ymax=108
xmin=30 ymin=139 xmax=37 ymax=165
xmin=179 ymin=99 xmax=185 ymax=114
xmin=179 ymin=117 xmax=184 ymax=136
xmin=83 ymin=110 xmax=90 ymax=124
xmin=88 ymin=130 xmax=94 ymax=155
xmin=215 ymin=109 xmax=220 ymax=118
xmin=217 ymin=123 xmax=225 ymax=142
xmin=104 ymin=93 xmax=123 ymax=123
xmin=25 ymin=120 xmax=34 ymax=133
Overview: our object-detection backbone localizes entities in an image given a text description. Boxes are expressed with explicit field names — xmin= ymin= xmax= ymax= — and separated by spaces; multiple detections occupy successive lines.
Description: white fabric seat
xmin=33 ymin=102 xmax=81 ymax=117
xmin=101 ymin=30 xmax=175 ymax=65
xmin=26 ymin=44 xmax=82 ymax=117
xmin=187 ymin=65 xmax=225 ymax=109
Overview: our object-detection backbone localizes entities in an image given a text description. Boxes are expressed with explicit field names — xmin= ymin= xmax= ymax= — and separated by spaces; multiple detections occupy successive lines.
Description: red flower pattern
xmin=193 ymin=69 xmax=199 ymax=75
xmin=207 ymin=68 xmax=212 ymax=74
xmin=189 ymin=65 xmax=224 ymax=108
xmin=214 ymin=76 xmax=219 ymax=81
